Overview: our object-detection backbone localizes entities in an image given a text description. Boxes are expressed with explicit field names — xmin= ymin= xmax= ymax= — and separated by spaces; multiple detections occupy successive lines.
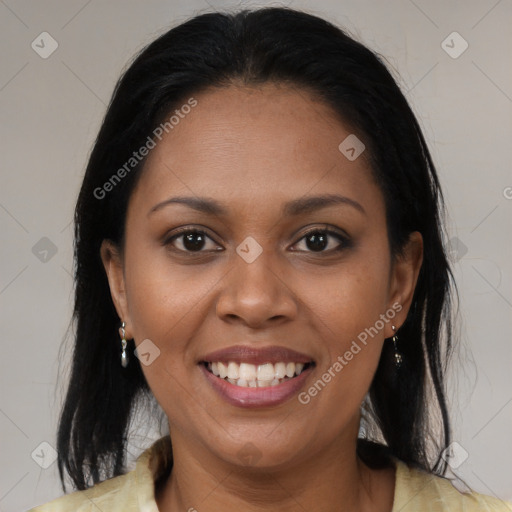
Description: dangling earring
xmin=120 ymin=321 xmax=129 ymax=368
xmin=391 ymin=325 xmax=402 ymax=369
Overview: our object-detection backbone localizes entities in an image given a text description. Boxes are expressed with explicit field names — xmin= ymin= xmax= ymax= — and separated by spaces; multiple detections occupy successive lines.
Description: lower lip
xmin=199 ymin=364 xmax=313 ymax=408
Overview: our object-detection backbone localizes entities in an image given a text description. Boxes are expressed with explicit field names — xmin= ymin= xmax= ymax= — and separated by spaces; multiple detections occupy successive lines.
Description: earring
xmin=120 ymin=321 xmax=129 ymax=368
xmin=391 ymin=325 xmax=402 ymax=369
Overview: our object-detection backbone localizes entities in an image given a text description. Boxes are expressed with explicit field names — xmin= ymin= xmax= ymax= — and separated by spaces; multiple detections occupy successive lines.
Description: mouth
xmin=198 ymin=345 xmax=316 ymax=408
xmin=201 ymin=360 xmax=315 ymax=388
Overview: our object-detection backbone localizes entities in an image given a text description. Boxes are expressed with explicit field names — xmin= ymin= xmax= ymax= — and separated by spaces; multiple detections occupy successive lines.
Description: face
xmin=101 ymin=82 xmax=422 ymax=471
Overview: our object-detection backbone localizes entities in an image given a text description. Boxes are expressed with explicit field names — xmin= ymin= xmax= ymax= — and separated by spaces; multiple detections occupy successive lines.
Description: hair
xmin=56 ymin=6 xmax=458 ymax=492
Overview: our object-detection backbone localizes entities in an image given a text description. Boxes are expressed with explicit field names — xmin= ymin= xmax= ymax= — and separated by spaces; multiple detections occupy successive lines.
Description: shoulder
xmin=27 ymin=435 xmax=171 ymax=512
xmin=393 ymin=458 xmax=512 ymax=512
xmin=27 ymin=470 xmax=136 ymax=512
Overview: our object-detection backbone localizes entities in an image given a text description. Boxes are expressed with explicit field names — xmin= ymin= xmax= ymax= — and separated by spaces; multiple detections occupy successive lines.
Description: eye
xmin=164 ymin=228 xmax=222 ymax=253
xmin=292 ymin=227 xmax=351 ymax=253
xmin=163 ymin=225 xmax=351 ymax=255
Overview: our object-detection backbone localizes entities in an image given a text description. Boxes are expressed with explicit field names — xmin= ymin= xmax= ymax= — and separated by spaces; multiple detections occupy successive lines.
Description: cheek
xmin=295 ymin=251 xmax=390 ymax=402
xmin=300 ymin=252 xmax=390 ymax=337
xmin=122 ymin=245 xmax=217 ymax=396
xmin=121 ymin=247 xmax=213 ymax=426
xmin=123 ymin=241 xmax=216 ymax=338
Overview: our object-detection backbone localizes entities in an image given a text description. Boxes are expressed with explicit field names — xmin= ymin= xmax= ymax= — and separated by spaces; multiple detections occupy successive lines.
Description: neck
xmin=155 ymin=420 xmax=395 ymax=512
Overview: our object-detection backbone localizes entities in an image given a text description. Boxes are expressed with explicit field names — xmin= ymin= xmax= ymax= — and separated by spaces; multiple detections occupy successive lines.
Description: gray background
xmin=0 ymin=0 xmax=511 ymax=510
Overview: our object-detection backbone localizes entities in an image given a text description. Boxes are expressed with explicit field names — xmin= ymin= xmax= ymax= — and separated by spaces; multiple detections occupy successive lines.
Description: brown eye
xmin=165 ymin=229 xmax=222 ymax=253
xmin=293 ymin=228 xmax=351 ymax=253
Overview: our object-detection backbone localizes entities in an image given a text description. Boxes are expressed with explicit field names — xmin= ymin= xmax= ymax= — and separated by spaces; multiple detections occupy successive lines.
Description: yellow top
xmin=28 ymin=435 xmax=512 ymax=511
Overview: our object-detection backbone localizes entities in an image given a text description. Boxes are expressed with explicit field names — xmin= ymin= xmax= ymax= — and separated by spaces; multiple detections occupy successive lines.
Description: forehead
xmin=130 ymin=83 xmax=382 ymax=218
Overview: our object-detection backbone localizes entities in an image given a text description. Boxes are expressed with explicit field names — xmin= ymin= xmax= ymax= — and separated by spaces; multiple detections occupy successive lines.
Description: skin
xmin=101 ymin=82 xmax=423 ymax=512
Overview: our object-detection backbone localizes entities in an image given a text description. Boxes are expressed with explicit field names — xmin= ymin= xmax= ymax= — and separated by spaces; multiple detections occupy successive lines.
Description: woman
xmin=29 ymin=6 xmax=511 ymax=512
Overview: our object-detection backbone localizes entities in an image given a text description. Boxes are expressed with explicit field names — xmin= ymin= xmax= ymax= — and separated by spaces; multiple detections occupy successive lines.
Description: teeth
xmin=257 ymin=363 xmax=275 ymax=381
xmin=218 ymin=362 xmax=228 ymax=379
xmin=239 ymin=363 xmax=256 ymax=381
xmin=227 ymin=362 xmax=239 ymax=379
xmin=206 ymin=361 xmax=310 ymax=387
xmin=275 ymin=362 xmax=286 ymax=379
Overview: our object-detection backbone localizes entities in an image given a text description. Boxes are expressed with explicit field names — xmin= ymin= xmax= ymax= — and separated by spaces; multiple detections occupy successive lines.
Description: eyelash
xmin=163 ymin=226 xmax=351 ymax=255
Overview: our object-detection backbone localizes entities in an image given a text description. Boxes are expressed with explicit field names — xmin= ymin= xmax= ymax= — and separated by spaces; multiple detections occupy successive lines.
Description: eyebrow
xmin=147 ymin=193 xmax=366 ymax=217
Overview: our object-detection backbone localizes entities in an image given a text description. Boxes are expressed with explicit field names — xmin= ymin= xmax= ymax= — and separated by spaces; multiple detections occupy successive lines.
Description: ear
xmin=385 ymin=231 xmax=423 ymax=337
xmin=100 ymin=239 xmax=133 ymax=339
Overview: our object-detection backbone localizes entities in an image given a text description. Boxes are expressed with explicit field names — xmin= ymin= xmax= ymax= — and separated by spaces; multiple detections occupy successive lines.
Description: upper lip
xmin=199 ymin=345 xmax=314 ymax=366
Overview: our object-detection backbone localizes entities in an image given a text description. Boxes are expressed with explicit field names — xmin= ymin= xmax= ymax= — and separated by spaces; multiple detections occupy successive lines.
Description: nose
xmin=215 ymin=247 xmax=298 ymax=329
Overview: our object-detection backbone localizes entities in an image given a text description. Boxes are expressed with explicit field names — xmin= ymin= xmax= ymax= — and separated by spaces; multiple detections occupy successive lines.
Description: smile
xmin=203 ymin=361 xmax=313 ymax=388
xmin=198 ymin=345 xmax=316 ymax=407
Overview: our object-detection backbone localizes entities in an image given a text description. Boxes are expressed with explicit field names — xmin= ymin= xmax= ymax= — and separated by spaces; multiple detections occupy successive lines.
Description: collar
xmin=134 ymin=435 xmax=172 ymax=511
